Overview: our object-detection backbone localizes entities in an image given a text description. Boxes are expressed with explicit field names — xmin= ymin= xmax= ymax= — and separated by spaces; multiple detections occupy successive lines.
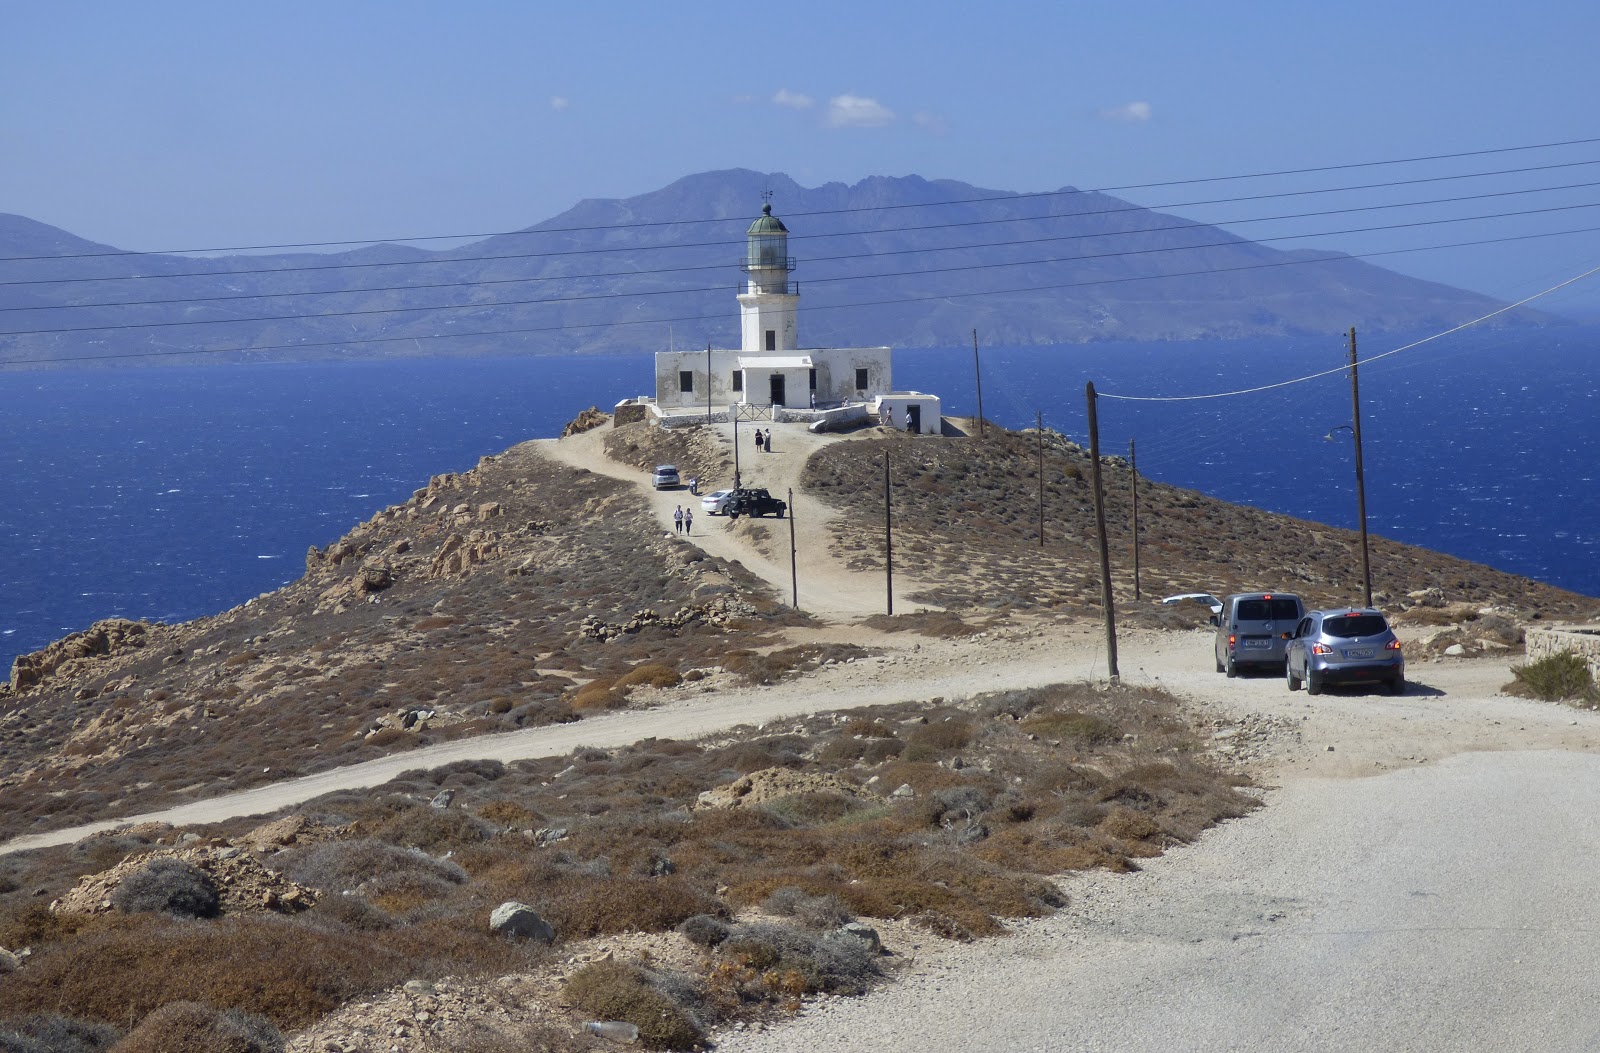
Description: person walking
xmin=673 ymin=505 xmax=683 ymax=534
xmin=754 ymin=429 xmax=764 ymax=454
xmin=683 ymin=506 xmax=693 ymax=535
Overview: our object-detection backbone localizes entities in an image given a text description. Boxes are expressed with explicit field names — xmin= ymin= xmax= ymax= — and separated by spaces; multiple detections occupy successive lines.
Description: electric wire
xmin=6 ymin=157 xmax=1600 ymax=288
xmin=8 ymin=177 xmax=1600 ymax=313
xmin=6 ymin=133 xmax=1599 ymax=262
xmin=1097 ymin=261 xmax=1600 ymax=403
xmin=5 ymin=224 xmax=1595 ymax=367
xmin=8 ymin=201 xmax=1600 ymax=338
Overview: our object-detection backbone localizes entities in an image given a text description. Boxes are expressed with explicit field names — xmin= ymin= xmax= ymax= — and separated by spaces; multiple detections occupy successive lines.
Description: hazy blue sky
xmin=5 ymin=1 xmax=1600 ymax=312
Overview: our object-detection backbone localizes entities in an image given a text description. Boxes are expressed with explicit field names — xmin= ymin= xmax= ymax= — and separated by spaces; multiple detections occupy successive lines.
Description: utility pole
xmin=1348 ymin=327 xmax=1373 ymax=607
xmin=1085 ymin=382 xmax=1119 ymax=679
xmin=705 ymin=342 xmax=712 ymax=423
xmin=1130 ymin=438 xmax=1141 ymax=601
xmin=972 ymin=329 xmax=986 ymax=438
xmin=788 ymin=487 xmax=798 ymax=608
xmin=1036 ymin=410 xmax=1046 ymax=547
xmin=732 ymin=409 xmax=741 ymax=490
xmin=883 ymin=451 xmax=894 ymax=616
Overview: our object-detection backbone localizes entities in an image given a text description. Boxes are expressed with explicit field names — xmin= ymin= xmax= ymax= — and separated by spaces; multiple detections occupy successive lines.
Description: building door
xmin=770 ymin=375 xmax=785 ymax=406
xmin=906 ymin=405 xmax=922 ymax=434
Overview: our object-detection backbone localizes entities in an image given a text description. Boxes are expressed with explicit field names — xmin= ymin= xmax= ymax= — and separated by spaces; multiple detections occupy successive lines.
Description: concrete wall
xmin=1526 ymin=625 xmax=1600 ymax=679
xmin=654 ymin=347 xmax=893 ymax=409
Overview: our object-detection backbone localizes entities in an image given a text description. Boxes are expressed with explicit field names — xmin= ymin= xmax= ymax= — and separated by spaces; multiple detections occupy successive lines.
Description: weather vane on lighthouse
xmin=761 ymin=186 xmax=774 ymax=206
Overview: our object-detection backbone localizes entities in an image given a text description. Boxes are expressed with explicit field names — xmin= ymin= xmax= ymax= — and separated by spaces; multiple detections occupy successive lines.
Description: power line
xmin=5 ymin=133 xmax=1599 ymax=262
xmin=1097 ymin=261 xmax=1600 ymax=403
xmin=8 ymin=200 xmax=1600 ymax=338
xmin=7 ymin=175 xmax=1600 ymax=312
xmin=5 ymin=224 xmax=1595 ymax=368
xmin=6 ymin=159 xmax=1600 ymax=290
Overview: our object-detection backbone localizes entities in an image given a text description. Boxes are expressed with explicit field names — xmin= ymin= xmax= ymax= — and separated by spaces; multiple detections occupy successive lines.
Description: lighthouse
xmin=738 ymin=203 xmax=799 ymax=354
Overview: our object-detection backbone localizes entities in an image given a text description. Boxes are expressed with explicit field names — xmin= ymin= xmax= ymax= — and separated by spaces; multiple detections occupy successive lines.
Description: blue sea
xmin=3 ymin=331 xmax=1597 ymax=671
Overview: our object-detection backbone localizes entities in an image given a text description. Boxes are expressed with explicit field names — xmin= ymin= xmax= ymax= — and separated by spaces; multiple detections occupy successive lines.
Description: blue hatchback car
xmin=1285 ymin=608 xmax=1405 ymax=695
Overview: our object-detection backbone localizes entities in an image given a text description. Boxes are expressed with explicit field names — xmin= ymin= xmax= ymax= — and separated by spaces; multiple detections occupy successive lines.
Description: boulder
xmin=489 ymin=901 xmax=555 ymax=943
xmin=839 ymin=922 xmax=882 ymax=953
xmin=0 ymin=946 xmax=21 ymax=973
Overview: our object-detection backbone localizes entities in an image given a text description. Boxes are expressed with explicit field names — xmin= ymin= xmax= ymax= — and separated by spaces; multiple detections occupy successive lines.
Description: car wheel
xmin=1389 ymin=674 xmax=1405 ymax=696
xmin=1225 ymin=657 xmax=1237 ymax=679
xmin=1305 ymin=669 xmax=1322 ymax=696
xmin=728 ymin=511 xmax=740 ymax=520
xmin=777 ymin=507 xmax=786 ymax=518
xmin=1287 ymin=662 xmax=1301 ymax=691
xmin=1215 ymin=653 xmax=1225 ymax=674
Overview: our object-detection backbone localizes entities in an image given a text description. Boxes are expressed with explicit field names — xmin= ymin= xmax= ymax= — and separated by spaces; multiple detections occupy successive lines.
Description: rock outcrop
xmin=10 ymin=618 xmax=152 ymax=692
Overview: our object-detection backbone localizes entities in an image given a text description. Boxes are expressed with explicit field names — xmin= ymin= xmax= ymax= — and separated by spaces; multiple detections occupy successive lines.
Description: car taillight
xmin=1385 ymin=639 xmax=1402 ymax=651
xmin=1311 ymin=643 xmax=1334 ymax=655
xmin=1228 ymin=634 xmax=1237 ymax=648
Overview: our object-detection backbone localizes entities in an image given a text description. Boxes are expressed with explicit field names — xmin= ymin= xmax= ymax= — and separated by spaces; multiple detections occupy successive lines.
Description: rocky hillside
xmin=0 ymin=438 xmax=797 ymax=845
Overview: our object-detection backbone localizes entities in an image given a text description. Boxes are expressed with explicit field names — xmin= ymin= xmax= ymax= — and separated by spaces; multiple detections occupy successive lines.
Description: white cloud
xmin=772 ymin=88 xmax=814 ymax=110
xmin=1099 ymin=101 xmax=1152 ymax=123
xmin=912 ymin=110 xmax=949 ymax=135
xmin=825 ymin=94 xmax=895 ymax=128
xmin=549 ymin=96 xmax=570 ymax=111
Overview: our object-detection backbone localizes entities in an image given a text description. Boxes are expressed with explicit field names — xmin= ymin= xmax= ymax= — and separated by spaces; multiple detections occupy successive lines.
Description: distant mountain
xmin=0 ymin=172 xmax=1557 ymax=367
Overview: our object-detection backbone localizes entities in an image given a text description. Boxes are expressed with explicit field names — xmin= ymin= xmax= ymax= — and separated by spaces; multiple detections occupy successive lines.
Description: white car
xmin=701 ymin=489 xmax=735 ymax=515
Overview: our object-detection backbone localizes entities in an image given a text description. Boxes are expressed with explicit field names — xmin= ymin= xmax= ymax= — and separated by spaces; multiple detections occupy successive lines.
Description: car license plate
xmin=1344 ymin=648 xmax=1374 ymax=659
xmin=1244 ymin=639 xmax=1270 ymax=648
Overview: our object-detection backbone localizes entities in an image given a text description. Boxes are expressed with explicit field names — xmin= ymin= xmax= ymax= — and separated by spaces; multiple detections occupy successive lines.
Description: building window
xmin=765 ymin=329 xmax=776 ymax=351
xmin=808 ymin=368 xmax=817 ymax=390
xmin=855 ymin=367 xmax=869 ymax=390
xmin=732 ymin=370 xmax=743 ymax=392
xmin=679 ymin=370 xmax=694 ymax=393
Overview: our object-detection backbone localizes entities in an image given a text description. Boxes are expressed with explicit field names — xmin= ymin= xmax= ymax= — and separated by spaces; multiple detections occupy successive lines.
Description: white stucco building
xmin=649 ymin=203 xmax=940 ymax=433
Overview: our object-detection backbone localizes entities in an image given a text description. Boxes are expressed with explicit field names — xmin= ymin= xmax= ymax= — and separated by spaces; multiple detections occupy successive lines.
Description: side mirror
xmin=1207 ymin=614 xmax=1218 ymax=627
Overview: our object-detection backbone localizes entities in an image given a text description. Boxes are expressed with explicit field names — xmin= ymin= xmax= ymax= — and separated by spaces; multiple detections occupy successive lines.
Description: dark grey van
xmin=1213 ymin=592 xmax=1304 ymax=677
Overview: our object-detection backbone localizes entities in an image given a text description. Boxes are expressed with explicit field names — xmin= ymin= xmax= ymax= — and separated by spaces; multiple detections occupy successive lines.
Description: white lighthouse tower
xmin=737 ymin=203 xmax=799 ymax=354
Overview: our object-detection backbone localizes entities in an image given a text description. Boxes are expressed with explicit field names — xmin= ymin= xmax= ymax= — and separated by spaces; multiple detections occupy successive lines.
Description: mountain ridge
xmin=0 ymin=171 xmax=1556 ymax=367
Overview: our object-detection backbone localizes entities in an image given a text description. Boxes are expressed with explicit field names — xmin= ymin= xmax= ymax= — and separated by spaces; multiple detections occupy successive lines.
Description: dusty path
xmin=540 ymin=421 xmax=932 ymax=618
xmin=10 ymin=422 xmax=1600 ymax=1049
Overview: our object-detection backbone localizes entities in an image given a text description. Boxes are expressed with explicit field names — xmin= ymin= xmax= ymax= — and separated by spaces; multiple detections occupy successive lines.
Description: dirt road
xmin=10 ymin=421 xmax=1600 ymax=1050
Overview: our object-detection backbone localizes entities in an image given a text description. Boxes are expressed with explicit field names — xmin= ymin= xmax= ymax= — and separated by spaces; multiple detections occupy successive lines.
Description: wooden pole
xmin=1086 ymin=382 xmax=1119 ymax=679
xmin=972 ymin=329 xmax=986 ymax=438
xmin=1130 ymin=438 xmax=1141 ymax=601
xmin=883 ymin=450 xmax=894 ymax=616
xmin=1036 ymin=410 xmax=1045 ymax=547
xmin=788 ymin=487 xmax=798 ymax=608
xmin=1348 ymin=327 xmax=1373 ymax=607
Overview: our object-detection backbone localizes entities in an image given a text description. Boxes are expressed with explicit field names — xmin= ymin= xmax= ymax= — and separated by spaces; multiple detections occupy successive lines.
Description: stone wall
xmin=1526 ymin=625 xmax=1600 ymax=678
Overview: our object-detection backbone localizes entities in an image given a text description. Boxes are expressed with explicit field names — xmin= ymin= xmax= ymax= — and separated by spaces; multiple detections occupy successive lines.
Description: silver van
xmin=1213 ymin=592 xmax=1304 ymax=677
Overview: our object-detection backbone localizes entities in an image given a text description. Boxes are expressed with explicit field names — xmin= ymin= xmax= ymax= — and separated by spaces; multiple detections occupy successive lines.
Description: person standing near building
xmin=763 ymin=428 xmax=774 ymax=453
xmin=673 ymin=505 xmax=683 ymax=534
xmin=754 ymin=429 xmax=764 ymax=454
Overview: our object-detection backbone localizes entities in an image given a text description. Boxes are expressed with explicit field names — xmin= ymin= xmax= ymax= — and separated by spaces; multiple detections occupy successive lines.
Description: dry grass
xmin=0 ymin=680 xmax=1251 ymax=1040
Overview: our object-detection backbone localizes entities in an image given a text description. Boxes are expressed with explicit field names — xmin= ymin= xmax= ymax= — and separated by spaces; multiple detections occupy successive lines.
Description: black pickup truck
xmin=724 ymin=487 xmax=787 ymax=519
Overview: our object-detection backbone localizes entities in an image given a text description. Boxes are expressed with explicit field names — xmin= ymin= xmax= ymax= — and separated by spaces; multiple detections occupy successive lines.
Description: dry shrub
xmin=109 ymin=1001 xmax=282 ymax=1053
xmin=0 ymin=1014 xmax=121 ymax=1053
xmin=562 ymin=961 xmax=704 ymax=1051
xmin=840 ymin=718 xmax=897 ymax=739
xmin=0 ymin=913 xmax=408 ymax=1028
xmin=546 ymin=877 xmax=722 ymax=939
xmin=615 ymin=663 xmax=682 ymax=692
xmin=363 ymin=805 xmax=494 ymax=854
xmin=860 ymin=612 xmax=974 ymax=638
xmin=1021 ymin=711 xmax=1121 ymax=746
xmin=363 ymin=728 xmax=410 ymax=749
xmin=904 ymin=719 xmax=974 ymax=759
xmin=761 ymin=887 xmax=854 ymax=930
xmin=476 ymin=800 xmax=542 ymax=828
xmin=1509 ymin=652 xmax=1599 ymax=704
xmin=280 ymin=839 xmax=467 ymax=895
xmin=569 ymin=678 xmax=626 ymax=712
xmin=110 ymin=858 xmax=220 ymax=919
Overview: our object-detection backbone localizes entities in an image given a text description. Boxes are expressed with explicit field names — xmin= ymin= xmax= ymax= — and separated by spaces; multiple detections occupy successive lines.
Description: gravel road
xmin=720 ymin=748 xmax=1600 ymax=1052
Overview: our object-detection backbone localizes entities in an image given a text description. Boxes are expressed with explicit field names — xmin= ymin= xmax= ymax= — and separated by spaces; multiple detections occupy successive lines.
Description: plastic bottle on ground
xmin=584 ymin=1020 xmax=640 ymax=1043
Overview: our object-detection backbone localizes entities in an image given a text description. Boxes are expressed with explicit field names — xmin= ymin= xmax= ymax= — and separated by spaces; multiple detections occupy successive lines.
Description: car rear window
xmin=1323 ymin=614 xmax=1388 ymax=639
xmin=1236 ymin=599 xmax=1300 ymax=621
